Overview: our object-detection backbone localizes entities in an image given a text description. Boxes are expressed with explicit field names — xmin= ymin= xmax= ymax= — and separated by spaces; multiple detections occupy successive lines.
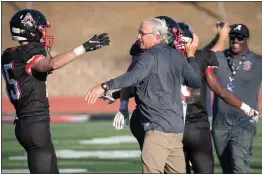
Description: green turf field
xmin=2 ymin=121 xmax=262 ymax=173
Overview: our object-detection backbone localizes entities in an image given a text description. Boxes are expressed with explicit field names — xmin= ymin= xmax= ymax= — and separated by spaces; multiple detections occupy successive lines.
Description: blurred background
xmin=2 ymin=1 xmax=262 ymax=173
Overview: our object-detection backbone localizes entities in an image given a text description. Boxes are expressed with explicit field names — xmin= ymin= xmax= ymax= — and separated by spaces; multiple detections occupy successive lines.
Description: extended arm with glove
xmin=31 ymin=33 xmax=110 ymax=73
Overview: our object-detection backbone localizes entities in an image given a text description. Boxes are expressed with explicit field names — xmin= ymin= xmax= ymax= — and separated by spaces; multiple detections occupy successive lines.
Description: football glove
xmin=113 ymin=110 xmax=129 ymax=130
xmin=99 ymin=90 xmax=116 ymax=104
xmin=83 ymin=33 xmax=110 ymax=52
xmin=250 ymin=110 xmax=260 ymax=123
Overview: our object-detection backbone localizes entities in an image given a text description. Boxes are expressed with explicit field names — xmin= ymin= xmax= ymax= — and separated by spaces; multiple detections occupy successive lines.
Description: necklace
xmin=226 ymin=55 xmax=246 ymax=92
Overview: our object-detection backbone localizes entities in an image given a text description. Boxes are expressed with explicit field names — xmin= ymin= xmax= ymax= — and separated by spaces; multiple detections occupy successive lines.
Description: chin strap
xmin=47 ymin=46 xmax=53 ymax=74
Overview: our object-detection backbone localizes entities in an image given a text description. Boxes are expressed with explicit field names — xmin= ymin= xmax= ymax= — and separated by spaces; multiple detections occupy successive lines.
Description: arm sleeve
xmin=182 ymin=57 xmax=201 ymax=89
xmin=112 ymin=90 xmax=121 ymax=99
xmin=203 ymin=50 xmax=219 ymax=67
xmin=201 ymin=50 xmax=219 ymax=75
xmin=107 ymin=52 xmax=156 ymax=89
xmin=120 ymin=86 xmax=134 ymax=100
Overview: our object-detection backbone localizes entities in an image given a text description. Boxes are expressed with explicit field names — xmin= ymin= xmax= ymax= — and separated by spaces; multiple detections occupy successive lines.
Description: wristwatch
xmin=101 ymin=82 xmax=109 ymax=91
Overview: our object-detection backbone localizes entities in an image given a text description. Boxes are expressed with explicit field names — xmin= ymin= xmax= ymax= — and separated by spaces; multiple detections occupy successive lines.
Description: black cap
xmin=229 ymin=24 xmax=249 ymax=37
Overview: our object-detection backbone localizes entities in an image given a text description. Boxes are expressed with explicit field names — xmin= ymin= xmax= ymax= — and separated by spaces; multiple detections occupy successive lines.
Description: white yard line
xmin=2 ymin=169 xmax=88 ymax=173
xmin=9 ymin=149 xmax=141 ymax=160
xmin=79 ymin=135 xmax=137 ymax=144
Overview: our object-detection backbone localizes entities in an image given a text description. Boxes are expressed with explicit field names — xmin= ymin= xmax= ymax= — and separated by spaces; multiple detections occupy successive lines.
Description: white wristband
xmin=73 ymin=45 xmax=85 ymax=56
xmin=240 ymin=102 xmax=250 ymax=113
xmin=120 ymin=100 xmax=128 ymax=110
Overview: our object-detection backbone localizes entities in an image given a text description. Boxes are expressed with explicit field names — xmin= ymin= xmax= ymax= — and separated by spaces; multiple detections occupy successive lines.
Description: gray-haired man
xmin=85 ymin=18 xmax=201 ymax=173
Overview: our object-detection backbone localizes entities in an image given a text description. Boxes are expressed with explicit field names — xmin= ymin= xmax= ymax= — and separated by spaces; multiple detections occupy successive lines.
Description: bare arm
xmin=30 ymin=33 xmax=110 ymax=72
xmin=206 ymin=69 xmax=260 ymax=117
xmin=202 ymin=34 xmax=219 ymax=51
xmin=210 ymin=34 xmax=227 ymax=52
xmin=205 ymin=69 xmax=242 ymax=108
xmin=30 ymin=48 xmax=81 ymax=72
xmin=210 ymin=23 xmax=230 ymax=52
xmin=202 ymin=23 xmax=230 ymax=52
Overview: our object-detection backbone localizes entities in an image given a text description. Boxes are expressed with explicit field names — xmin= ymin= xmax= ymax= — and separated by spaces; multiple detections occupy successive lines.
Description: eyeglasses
xmin=229 ymin=34 xmax=245 ymax=41
xmin=138 ymin=30 xmax=154 ymax=37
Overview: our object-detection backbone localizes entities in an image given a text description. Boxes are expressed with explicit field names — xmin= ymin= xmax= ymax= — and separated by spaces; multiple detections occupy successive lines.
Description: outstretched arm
xmin=85 ymin=52 xmax=156 ymax=105
xmin=30 ymin=33 xmax=110 ymax=72
xmin=206 ymin=69 xmax=241 ymax=107
xmin=205 ymin=68 xmax=259 ymax=117
xmin=203 ymin=22 xmax=230 ymax=52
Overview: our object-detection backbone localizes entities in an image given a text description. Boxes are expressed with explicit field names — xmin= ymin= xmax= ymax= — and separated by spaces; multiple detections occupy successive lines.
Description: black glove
xmin=83 ymin=33 xmax=110 ymax=52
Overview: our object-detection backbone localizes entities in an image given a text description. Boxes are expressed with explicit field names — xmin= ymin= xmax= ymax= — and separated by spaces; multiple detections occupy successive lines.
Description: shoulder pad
xmin=26 ymin=42 xmax=47 ymax=57
xmin=17 ymin=42 xmax=47 ymax=63
xmin=1 ymin=47 xmax=18 ymax=64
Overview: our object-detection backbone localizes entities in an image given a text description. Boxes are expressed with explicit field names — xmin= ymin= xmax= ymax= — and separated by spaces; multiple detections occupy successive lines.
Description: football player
xmin=2 ymin=9 xmax=110 ymax=174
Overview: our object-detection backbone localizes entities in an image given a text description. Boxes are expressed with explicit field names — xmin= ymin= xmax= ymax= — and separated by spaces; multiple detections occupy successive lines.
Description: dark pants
xmin=15 ymin=116 xmax=59 ymax=174
xmin=212 ymin=123 xmax=256 ymax=174
xmin=183 ymin=120 xmax=214 ymax=174
xmin=129 ymin=109 xmax=145 ymax=150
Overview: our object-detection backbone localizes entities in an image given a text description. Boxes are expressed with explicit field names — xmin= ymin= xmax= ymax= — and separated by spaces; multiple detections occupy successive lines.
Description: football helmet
xmin=176 ymin=22 xmax=194 ymax=55
xmin=155 ymin=16 xmax=182 ymax=45
xmin=156 ymin=16 xmax=192 ymax=55
xmin=10 ymin=9 xmax=54 ymax=48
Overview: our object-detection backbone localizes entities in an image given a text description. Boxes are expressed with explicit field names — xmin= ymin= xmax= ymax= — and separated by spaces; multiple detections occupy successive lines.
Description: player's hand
xmin=99 ymin=90 xmax=116 ymax=104
xmin=250 ymin=110 xmax=261 ymax=123
xmin=83 ymin=33 xmax=110 ymax=52
xmin=245 ymin=106 xmax=258 ymax=117
xmin=113 ymin=110 xmax=129 ymax=130
xmin=185 ymin=33 xmax=199 ymax=57
xmin=85 ymin=85 xmax=105 ymax=105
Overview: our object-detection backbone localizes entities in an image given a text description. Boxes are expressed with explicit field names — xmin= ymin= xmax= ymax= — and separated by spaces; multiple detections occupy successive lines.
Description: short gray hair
xmin=142 ymin=18 xmax=168 ymax=43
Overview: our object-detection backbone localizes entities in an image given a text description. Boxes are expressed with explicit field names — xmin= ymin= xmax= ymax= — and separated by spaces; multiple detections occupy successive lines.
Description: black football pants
xmin=183 ymin=120 xmax=214 ymax=174
xmin=15 ymin=116 xmax=59 ymax=174
xmin=129 ymin=109 xmax=145 ymax=151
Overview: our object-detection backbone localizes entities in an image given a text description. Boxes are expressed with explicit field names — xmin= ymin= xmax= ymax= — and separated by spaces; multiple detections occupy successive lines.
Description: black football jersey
xmin=2 ymin=42 xmax=49 ymax=117
xmin=183 ymin=50 xmax=218 ymax=123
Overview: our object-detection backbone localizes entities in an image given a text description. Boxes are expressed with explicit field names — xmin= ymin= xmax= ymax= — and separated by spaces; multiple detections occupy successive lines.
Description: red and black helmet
xmin=155 ymin=16 xmax=182 ymax=46
xmin=175 ymin=22 xmax=194 ymax=55
xmin=155 ymin=16 xmax=193 ymax=56
xmin=10 ymin=9 xmax=54 ymax=48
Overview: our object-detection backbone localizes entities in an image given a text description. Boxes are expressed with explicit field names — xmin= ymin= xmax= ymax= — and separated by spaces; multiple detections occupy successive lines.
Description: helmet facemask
xmin=38 ymin=24 xmax=54 ymax=48
xmin=171 ymin=28 xmax=188 ymax=56
xmin=174 ymin=36 xmax=192 ymax=56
